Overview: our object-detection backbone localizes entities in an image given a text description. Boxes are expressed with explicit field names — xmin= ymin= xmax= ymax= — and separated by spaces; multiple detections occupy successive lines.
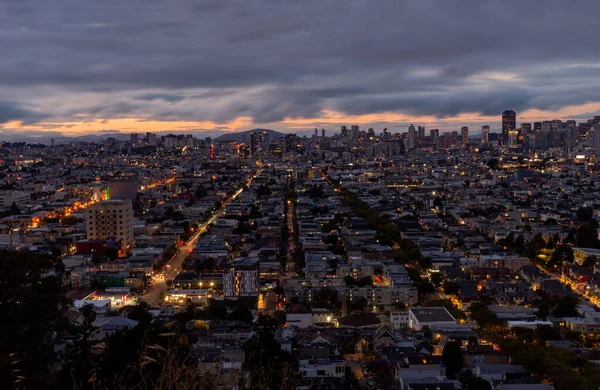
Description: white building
xmin=391 ymin=311 xmax=409 ymax=330
xmin=408 ymin=307 xmax=456 ymax=330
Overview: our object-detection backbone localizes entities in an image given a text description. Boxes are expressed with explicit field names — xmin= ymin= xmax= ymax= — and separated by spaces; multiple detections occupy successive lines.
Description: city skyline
xmin=3 ymin=1 xmax=600 ymax=139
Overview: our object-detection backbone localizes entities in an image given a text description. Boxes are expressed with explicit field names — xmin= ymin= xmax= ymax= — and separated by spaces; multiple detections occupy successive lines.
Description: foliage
xmin=443 ymin=281 xmax=460 ymax=295
xmin=441 ymin=341 xmax=464 ymax=379
xmin=242 ymin=328 xmax=298 ymax=389
xmin=458 ymin=370 xmax=492 ymax=390
xmin=0 ymin=250 xmax=68 ymax=389
xmin=551 ymin=295 xmax=579 ymax=318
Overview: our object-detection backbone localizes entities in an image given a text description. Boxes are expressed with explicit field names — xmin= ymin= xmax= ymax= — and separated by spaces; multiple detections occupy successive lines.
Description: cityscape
xmin=4 ymin=1 xmax=600 ymax=390
xmin=3 ymin=110 xmax=600 ymax=389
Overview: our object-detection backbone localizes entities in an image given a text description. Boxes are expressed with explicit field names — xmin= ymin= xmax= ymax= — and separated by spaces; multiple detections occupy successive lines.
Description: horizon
xmin=3 ymin=1 xmax=600 ymax=139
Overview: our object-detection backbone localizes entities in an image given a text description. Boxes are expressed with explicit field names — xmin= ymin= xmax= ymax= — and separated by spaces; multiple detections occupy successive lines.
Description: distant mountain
xmin=213 ymin=129 xmax=285 ymax=142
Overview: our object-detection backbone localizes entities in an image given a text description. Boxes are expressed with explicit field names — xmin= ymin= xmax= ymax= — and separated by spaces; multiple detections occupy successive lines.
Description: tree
xmin=105 ymin=246 xmax=119 ymax=261
xmin=59 ymin=304 xmax=97 ymax=388
xmin=552 ymin=295 xmax=579 ymax=318
xmin=441 ymin=341 xmax=464 ymax=379
xmin=0 ymin=251 xmax=68 ymax=389
xmin=582 ymin=256 xmax=597 ymax=268
xmin=9 ymin=201 xmax=21 ymax=215
xmin=443 ymin=281 xmax=460 ymax=296
xmin=430 ymin=272 xmax=444 ymax=287
xmin=576 ymin=222 xmax=600 ymax=249
xmin=487 ymin=158 xmax=499 ymax=170
xmin=577 ymin=207 xmax=594 ymax=222
xmin=458 ymin=370 xmax=492 ymax=390
xmin=229 ymin=305 xmax=253 ymax=324
xmin=242 ymin=329 xmax=297 ymax=389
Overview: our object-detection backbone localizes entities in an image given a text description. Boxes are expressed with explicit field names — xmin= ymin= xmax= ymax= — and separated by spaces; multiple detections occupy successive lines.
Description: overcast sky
xmin=1 ymin=0 xmax=600 ymax=139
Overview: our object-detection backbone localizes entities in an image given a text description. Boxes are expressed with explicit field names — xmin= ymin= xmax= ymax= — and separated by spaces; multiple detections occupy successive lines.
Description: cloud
xmin=2 ymin=0 xmax=600 ymax=135
xmin=0 ymin=101 xmax=46 ymax=124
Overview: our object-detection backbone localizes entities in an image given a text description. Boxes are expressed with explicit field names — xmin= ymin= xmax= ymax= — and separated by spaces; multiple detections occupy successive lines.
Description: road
xmin=140 ymin=184 xmax=249 ymax=307
xmin=536 ymin=265 xmax=600 ymax=309
xmin=345 ymin=359 xmax=368 ymax=389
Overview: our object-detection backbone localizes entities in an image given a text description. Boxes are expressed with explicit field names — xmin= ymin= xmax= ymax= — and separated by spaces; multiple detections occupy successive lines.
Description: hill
xmin=213 ymin=129 xmax=285 ymax=142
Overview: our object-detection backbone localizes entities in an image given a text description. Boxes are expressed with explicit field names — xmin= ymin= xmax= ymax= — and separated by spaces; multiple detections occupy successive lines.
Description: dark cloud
xmin=1 ymin=0 xmax=600 ymax=132
xmin=0 ymin=101 xmax=46 ymax=124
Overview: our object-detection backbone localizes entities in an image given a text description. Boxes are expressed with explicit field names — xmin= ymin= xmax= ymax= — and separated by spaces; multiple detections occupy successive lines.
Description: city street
xmin=140 ymin=184 xmax=249 ymax=306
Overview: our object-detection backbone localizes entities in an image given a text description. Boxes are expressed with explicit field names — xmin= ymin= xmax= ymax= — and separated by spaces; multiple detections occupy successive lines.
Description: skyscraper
xmin=502 ymin=110 xmax=516 ymax=135
xmin=408 ymin=124 xmax=416 ymax=149
xmin=461 ymin=126 xmax=469 ymax=145
xmin=481 ymin=125 xmax=490 ymax=144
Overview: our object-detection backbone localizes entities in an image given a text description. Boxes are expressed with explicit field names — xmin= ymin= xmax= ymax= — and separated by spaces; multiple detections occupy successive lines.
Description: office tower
xmin=481 ymin=125 xmax=490 ymax=144
xmin=164 ymin=135 xmax=175 ymax=149
xmin=223 ymin=258 xmax=259 ymax=297
xmin=521 ymin=123 xmax=532 ymax=134
xmin=314 ymin=128 xmax=318 ymax=138
xmin=417 ymin=126 xmax=425 ymax=147
xmin=250 ymin=132 xmax=264 ymax=158
xmin=51 ymin=138 xmax=55 ymax=147
xmin=461 ymin=126 xmax=469 ymax=145
xmin=408 ymin=124 xmax=416 ymax=149
xmin=340 ymin=126 xmax=349 ymax=137
xmin=534 ymin=122 xmax=542 ymax=132
xmin=508 ymin=130 xmax=519 ymax=148
xmin=430 ymin=129 xmax=439 ymax=145
xmin=85 ymin=200 xmax=134 ymax=253
xmin=367 ymin=128 xmax=375 ymax=141
xmin=502 ymin=110 xmax=516 ymax=135
xmin=383 ymin=128 xmax=391 ymax=141
xmin=351 ymin=125 xmax=360 ymax=139
xmin=321 ymin=129 xmax=325 ymax=139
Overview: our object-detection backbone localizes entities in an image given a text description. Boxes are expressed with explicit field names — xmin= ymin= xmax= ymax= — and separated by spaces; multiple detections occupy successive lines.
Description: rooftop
xmin=409 ymin=307 xmax=456 ymax=323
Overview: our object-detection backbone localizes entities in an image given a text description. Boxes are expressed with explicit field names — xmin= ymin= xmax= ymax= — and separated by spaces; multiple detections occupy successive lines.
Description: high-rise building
xmin=321 ymin=129 xmax=326 ymax=139
xmin=417 ymin=126 xmax=425 ymax=146
xmin=502 ymin=110 xmax=516 ymax=135
xmin=461 ymin=126 xmax=469 ymax=145
xmin=508 ymin=130 xmax=519 ymax=148
xmin=85 ymin=200 xmax=134 ymax=253
xmin=250 ymin=132 xmax=265 ymax=159
xmin=351 ymin=125 xmax=360 ymax=139
xmin=223 ymin=257 xmax=259 ymax=297
xmin=408 ymin=125 xmax=416 ymax=149
xmin=521 ymin=123 xmax=532 ymax=134
xmin=481 ymin=125 xmax=490 ymax=144
xmin=340 ymin=126 xmax=349 ymax=137
xmin=430 ymin=129 xmax=439 ymax=146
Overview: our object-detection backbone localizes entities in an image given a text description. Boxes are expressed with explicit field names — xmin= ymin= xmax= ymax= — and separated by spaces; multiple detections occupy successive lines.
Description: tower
xmin=481 ymin=125 xmax=490 ymax=144
xmin=408 ymin=124 xmax=416 ymax=149
xmin=502 ymin=110 xmax=516 ymax=136
xmin=461 ymin=126 xmax=469 ymax=146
